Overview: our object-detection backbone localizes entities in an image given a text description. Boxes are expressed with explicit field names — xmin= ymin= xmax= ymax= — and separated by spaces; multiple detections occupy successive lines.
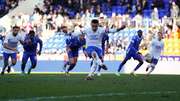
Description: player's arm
xmin=3 ymin=43 xmax=17 ymax=51
xmin=106 ymin=25 xmax=126 ymax=33
xmin=0 ymin=35 xmax=2 ymax=41
xmin=81 ymin=39 xmax=86 ymax=52
xmin=129 ymin=36 xmax=139 ymax=53
xmin=37 ymin=37 xmax=43 ymax=55
xmin=161 ymin=42 xmax=165 ymax=54
xmin=65 ymin=38 xmax=72 ymax=52
xmin=82 ymin=39 xmax=88 ymax=57
xmin=19 ymin=40 xmax=24 ymax=45
xmin=105 ymin=35 xmax=110 ymax=53
xmin=18 ymin=34 xmax=25 ymax=45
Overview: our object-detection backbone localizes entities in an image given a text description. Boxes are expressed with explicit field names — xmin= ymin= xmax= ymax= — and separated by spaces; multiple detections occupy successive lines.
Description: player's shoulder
xmin=160 ymin=40 xmax=164 ymax=45
xmin=132 ymin=35 xmax=138 ymax=39
xmin=5 ymin=32 xmax=13 ymax=38
xmin=98 ymin=27 xmax=105 ymax=32
xmin=151 ymin=37 xmax=157 ymax=41
xmin=83 ymin=26 xmax=91 ymax=32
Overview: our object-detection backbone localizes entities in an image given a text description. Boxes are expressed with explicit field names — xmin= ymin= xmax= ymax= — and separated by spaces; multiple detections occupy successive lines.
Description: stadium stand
xmin=0 ymin=0 xmax=20 ymax=18
xmin=0 ymin=0 xmax=180 ymax=58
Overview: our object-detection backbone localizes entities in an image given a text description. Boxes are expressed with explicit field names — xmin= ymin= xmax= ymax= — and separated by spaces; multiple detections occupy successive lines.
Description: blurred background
xmin=0 ymin=0 xmax=180 ymax=73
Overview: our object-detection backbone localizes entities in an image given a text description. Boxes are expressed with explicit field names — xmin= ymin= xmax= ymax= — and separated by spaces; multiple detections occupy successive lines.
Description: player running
xmin=1 ymin=26 xmax=23 ymax=75
xmin=21 ymin=30 xmax=43 ymax=75
xmin=145 ymin=32 xmax=164 ymax=75
xmin=81 ymin=19 xmax=125 ymax=80
xmin=116 ymin=30 xmax=144 ymax=76
xmin=63 ymin=33 xmax=86 ymax=75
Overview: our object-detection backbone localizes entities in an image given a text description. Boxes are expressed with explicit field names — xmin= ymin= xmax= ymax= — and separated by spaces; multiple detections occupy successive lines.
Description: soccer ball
xmin=144 ymin=53 xmax=152 ymax=63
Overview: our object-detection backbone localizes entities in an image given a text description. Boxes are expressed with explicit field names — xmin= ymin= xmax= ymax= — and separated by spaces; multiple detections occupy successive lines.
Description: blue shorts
xmin=125 ymin=50 xmax=143 ymax=61
xmin=68 ymin=50 xmax=79 ymax=58
xmin=85 ymin=46 xmax=103 ymax=58
xmin=22 ymin=52 xmax=37 ymax=65
xmin=3 ymin=52 xmax=17 ymax=61
xmin=151 ymin=58 xmax=158 ymax=65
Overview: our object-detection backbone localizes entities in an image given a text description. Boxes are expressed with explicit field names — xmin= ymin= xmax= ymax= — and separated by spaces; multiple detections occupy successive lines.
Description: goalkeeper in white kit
xmin=145 ymin=32 xmax=164 ymax=75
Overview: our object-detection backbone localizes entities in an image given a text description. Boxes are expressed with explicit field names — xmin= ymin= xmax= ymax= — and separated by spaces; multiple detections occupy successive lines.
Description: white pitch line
xmin=8 ymin=91 xmax=177 ymax=101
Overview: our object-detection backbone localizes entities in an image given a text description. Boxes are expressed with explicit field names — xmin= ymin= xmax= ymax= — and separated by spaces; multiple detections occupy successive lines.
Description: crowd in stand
xmin=0 ymin=0 xmax=22 ymax=17
xmin=41 ymin=0 xmax=180 ymax=18
xmin=0 ymin=0 xmax=180 ymax=55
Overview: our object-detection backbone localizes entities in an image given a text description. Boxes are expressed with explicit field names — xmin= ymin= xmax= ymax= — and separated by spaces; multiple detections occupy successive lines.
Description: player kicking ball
xmin=80 ymin=19 xmax=125 ymax=80
xmin=21 ymin=30 xmax=43 ymax=75
xmin=63 ymin=33 xmax=86 ymax=76
xmin=1 ymin=26 xmax=23 ymax=75
xmin=116 ymin=30 xmax=144 ymax=76
xmin=145 ymin=32 xmax=164 ymax=75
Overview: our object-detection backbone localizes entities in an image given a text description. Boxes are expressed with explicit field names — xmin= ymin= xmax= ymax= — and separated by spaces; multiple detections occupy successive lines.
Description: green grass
xmin=0 ymin=74 xmax=180 ymax=101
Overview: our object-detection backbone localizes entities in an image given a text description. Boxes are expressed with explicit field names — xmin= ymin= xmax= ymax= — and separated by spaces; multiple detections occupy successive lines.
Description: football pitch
xmin=0 ymin=74 xmax=180 ymax=101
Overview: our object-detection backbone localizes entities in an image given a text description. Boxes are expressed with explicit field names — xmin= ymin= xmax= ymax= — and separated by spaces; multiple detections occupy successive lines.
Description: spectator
xmin=151 ymin=7 xmax=159 ymax=20
xmin=151 ymin=0 xmax=164 ymax=9
xmin=171 ymin=2 xmax=179 ymax=18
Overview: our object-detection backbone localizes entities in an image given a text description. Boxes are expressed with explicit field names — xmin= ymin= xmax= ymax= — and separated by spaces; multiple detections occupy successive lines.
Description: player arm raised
xmin=105 ymin=25 xmax=126 ymax=33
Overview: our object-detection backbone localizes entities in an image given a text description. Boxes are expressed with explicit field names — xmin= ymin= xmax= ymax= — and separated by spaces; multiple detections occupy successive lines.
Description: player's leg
xmin=90 ymin=48 xmax=107 ymax=76
xmin=85 ymin=47 xmax=98 ymax=79
xmin=87 ymin=51 xmax=98 ymax=79
xmin=21 ymin=52 xmax=29 ymax=74
xmin=63 ymin=53 xmax=70 ymax=71
xmin=97 ymin=48 xmax=105 ymax=74
xmin=115 ymin=55 xmax=130 ymax=76
xmin=66 ymin=57 xmax=77 ymax=74
xmin=118 ymin=56 xmax=129 ymax=72
xmin=95 ymin=47 xmax=107 ymax=69
xmin=7 ymin=53 xmax=17 ymax=73
xmin=97 ymin=57 xmax=104 ymax=76
xmin=27 ymin=53 xmax=37 ymax=75
xmin=64 ymin=51 xmax=78 ymax=74
xmin=147 ymin=58 xmax=158 ymax=75
xmin=1 ymin=53 xmax=10 ymax=75
xmin=131 ymin=53 xmax=144 ymax=75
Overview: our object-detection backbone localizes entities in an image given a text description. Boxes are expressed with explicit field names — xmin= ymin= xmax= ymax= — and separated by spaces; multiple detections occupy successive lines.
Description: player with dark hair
xmin=63 ymin=33 xmax=86 ymax=75
xmin=145 ymin=32 xmax=164 ymax=75
xmin=116 ymin=30 xmax=144 ymax=76
xmin=1 ymin=26 xmax=23 ymax=75
xmin=21 ymin=30 xmax=43 ymax=75
xmin=80 ymin=19 xmax=125 ymax=80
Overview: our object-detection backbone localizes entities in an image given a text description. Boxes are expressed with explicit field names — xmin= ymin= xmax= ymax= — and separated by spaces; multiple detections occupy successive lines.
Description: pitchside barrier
xmin=0 ymin=54 xmax=180 ymax=75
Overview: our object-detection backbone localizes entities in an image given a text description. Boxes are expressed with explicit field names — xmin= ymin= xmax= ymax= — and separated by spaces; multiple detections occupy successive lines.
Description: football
xmin=144 ymin=53 xmax=152 ymax=63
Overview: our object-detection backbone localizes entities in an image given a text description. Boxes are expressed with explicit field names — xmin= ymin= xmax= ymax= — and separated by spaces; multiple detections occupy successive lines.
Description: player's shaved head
xmin=137 ymin=30 xmax=143 ymax=38
xmin=29 ymin=30 xmax=35 ymax=38
xmin=91 ymin=19 xmax=99 ymax=24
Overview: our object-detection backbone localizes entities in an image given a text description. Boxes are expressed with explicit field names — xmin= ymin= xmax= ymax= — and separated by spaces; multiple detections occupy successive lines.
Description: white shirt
xmin=3 ymin=32 xmax=23 ymax=53
xmin=83 ymin=27 xmax=116 ymax=49
xmin=149 ymin=38 xmax=164 ymax=59
xmin=0 ymin=40 xmax=2 ymax=54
